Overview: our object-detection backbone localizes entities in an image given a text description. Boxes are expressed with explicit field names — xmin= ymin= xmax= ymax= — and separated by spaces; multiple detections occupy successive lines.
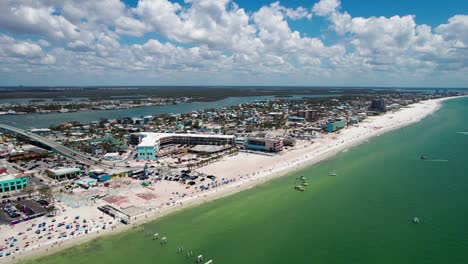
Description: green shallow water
xmin=25 ymin=97 xmax=468 ymax=264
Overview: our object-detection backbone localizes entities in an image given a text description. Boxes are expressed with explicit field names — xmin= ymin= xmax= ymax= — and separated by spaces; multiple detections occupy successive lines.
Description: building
xmin=143 ymin=116 xmax=153 ymax=123
xmin=282 ymin=137 xmax=296 ymax=146
xmin=46 ymin=168 xmax=81 ymax=181
xmin=0 ymin=174 xmax=27 ymax=193
xmin=235 ymin=137 xmax=246 ymax=145
xmin=287 ymin=116 xmax=306 ymax=123
xmin=189 ymin=145 xmax=232 ymax=154
xmin=132 ymin=118 xmax=144 ymax=125
xmin=245 ymin=137 xmax=283 ymax=152
xmin=326 ymin=119 xmax=347 ymax=133
xmin=8 ymin=150 xmax=44 ymax=162
xmin=74 ymin=178 xmax=98 ymax=188
xmin=369 ymin=98 xmax=387 ymax=112
xmin=30 ymin=128 xmax=52 ymax=135
xmin=349 ymin=117 xmax=359 ymax=124
xmin=89 ymin=169 xmax=111 ymax=182
xmin=0 ymin=147 xmax=8 ymax=157
xmin=269 ymin=112 xmax=284 ymax=120
xmin=298 ymin=110 xmax=318 ymax=121
xmin=136 ymin=133 xmax=236 ymax=160
xmin=103 ymin=152 xmax=121 ymax=161
xmin=86 ymin=135 xmax=127 ymax=155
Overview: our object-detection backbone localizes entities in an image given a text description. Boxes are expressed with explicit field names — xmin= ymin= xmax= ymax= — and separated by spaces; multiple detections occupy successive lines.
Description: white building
xmin=136 ymin=132 xmax=235 ymax=160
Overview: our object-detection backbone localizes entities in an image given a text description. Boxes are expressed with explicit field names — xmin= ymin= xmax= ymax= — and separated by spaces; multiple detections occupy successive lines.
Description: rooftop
xmin=0 ymin=174 xmax=23 ymax=181
xmin=138 ymin=132 xmax=235 ymax=147
xmin=190 ymin=145 xmax=229 ymax=153
xmin=47 ymin=167 xmax=81 ymax=176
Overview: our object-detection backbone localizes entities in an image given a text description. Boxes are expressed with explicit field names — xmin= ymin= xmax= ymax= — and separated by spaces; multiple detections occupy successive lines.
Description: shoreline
xmin=3 ymin=96 xmax=461 ymax=264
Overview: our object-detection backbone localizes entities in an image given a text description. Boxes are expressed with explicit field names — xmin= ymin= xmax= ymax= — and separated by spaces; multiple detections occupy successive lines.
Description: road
xmin=0 ymin=123 xmax=98 ymax=166
xmin=0 ymin=123 xmax=146 ymax=171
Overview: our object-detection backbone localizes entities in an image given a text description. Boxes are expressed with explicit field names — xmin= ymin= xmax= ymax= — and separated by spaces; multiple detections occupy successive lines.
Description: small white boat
xmin=294 ymin=186 xmax=305 ymax=191
xmin=328 ymin=172 xmax=337 ymax=176
xmin=413 ymin=217 xmax=420 ymax=223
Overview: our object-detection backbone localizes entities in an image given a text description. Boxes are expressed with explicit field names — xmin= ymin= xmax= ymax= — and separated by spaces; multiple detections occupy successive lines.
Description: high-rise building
xmin=369 ymin=99 xmax=387 ymax=112
xmin=297 ymin=110 xmax=318 ymax=121
xmin=245 ymin=137 xmax=283 ymax=152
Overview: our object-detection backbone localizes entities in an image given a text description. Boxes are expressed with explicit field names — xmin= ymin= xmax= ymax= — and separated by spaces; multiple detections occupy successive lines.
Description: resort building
xmin=287 ymin=116 xmax=306 ymax=123
xmin=235 ymin=137 xmax=246 ymax=145
xmin=297 ymin=110 xmax=318 ymax=121
xmin=0 ymin=174 xmax=28 ymax=193
xmin=245 ymin=137 xmax=283 ymax=152
xmin=326 ymin=119 xmax=347 ymax=133
xmin=136 ymin=133 xmax=236 ymax=160
xmin=46 ymin=167 xmax=82 ymax=181
xmin=369 ymin=98 xmax=387 ymax=112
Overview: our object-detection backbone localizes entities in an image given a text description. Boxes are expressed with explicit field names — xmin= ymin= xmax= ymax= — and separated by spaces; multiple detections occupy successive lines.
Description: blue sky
xmin=0 ymin=0 xmax=467 ymax=87
xmin=122 ymin=0 xmax=468 ymax=37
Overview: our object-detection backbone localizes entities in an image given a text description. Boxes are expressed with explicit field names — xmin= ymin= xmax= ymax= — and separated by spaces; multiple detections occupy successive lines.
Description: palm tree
xmin=21 ymin=184 xmax=35 ymax=198
xmin=45 ymin=205 xmax=58 ymax=217
xmin=38 ymin=186 xmax=54 ymax=203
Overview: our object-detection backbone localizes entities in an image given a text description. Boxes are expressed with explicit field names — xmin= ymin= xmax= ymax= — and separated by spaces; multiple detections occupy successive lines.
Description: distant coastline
xmin=1 ymin=86 xmax=462 ymax=101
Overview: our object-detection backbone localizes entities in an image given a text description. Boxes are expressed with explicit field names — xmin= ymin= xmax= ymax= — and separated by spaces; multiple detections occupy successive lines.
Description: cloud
xmin=312 ymin=0 xmax=340 ymax=16
xmin=0 ymin=34 xmax=56 ymax=71
xmin=61 ymin=0 xmax=125 ymax=24
xmin=270 ymin=2 xmax=312 ymax=20
xmin=0 ymin=0 xmax=466 ymax=86
xmin=314 ymin=0 xmax=467 ymax=75
xmin=0 ymin=1 xmax=80 ymax=41
xmin=0 ymin=35 xmax=43 ymax=58
xmin=436 ymin=15 xmax=468 ymax=48
xmin=115 ymin=16 xmax=148 ymax=37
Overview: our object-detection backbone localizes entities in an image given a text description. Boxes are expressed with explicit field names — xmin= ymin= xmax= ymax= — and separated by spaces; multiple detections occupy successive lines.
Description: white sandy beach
xmin=0 ymin=96 xmax=457 ymax=263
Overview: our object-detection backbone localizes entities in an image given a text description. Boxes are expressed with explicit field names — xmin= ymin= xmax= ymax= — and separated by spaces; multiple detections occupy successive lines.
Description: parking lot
xmin=0 ymin=198 xmax=47 ymax=225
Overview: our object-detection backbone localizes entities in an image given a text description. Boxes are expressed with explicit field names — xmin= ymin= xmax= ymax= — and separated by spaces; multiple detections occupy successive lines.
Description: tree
xmin=38 ymin=186 xmax=53 ymax=202
xmin=21 ymin=184 xmax=35 ymax=198
xmin=45 ymin=205 xmax=57 ymax=217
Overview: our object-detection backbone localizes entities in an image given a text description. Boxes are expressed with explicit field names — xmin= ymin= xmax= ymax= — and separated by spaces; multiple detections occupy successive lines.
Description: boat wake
xmin=430 ymin=159 xmax=449 ymax=162
xmin=457 ymin=132 xmax=468 ymax=135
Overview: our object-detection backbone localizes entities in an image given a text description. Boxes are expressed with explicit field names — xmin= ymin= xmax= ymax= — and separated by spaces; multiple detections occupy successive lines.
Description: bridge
xmin=0 ymin=123 xmax=98 ymax=166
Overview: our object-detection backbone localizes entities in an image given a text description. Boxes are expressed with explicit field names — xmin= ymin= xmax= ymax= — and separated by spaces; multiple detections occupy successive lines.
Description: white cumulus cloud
xmin=0 ymin=0 xmax=466 ymax=87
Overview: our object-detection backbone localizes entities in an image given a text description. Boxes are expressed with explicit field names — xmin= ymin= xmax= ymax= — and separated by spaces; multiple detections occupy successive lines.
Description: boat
xmin=300 ymin=176 xmax=307 ymax=181
xmin=328 ymin=171 xmax=337 ymax=176
xmin=294 ymin=186 xmax=305 ymax=191
xmin=302 ymin=182 xmax=308 ymax=186
xmin=413 ymin=217 xmax=420 ymax=223
xmin=420 ymin=155 xmax=428 ymax=160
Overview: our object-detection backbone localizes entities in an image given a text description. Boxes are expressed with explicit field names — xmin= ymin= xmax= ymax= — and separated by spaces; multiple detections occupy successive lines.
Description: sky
xmin=0 ymin=0 xmax=467 ymax=87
